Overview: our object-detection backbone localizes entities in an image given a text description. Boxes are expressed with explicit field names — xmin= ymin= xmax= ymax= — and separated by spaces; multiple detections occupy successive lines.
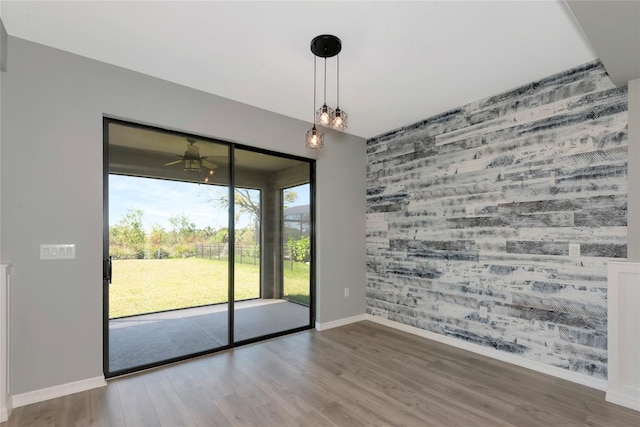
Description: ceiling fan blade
xmin=163 ymin=160 xmax=183 ymax=166
xmin=201 ymin=160 xmax=218 ymax=170
xmin=203 ymin=156 xmax=229 ymax=160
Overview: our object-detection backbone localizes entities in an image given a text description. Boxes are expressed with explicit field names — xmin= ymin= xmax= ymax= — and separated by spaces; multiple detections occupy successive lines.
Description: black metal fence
xmin=194 ymin=244 xmax=260 ymax=266
xmin=194 ymin=244 xmax=301 ymax=270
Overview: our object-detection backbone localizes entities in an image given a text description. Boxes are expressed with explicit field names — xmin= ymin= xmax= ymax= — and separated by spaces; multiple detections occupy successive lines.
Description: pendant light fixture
xmin=306 ymin=34 xmax=348 ymax=148
xmin=306 ymin=54 xmax=324 ymax=149
xmin=331 ymin=53 xmax=348 ymax=131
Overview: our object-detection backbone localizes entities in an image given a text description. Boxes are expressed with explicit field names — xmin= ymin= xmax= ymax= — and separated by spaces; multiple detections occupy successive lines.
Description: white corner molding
xmin=11 ymin=376 xmax=107 ymax=409
xmin=365 ymin=315 xmax=608 ymax=392
xmin=1 ymin=264 xmax=12 ymax=422
xmin=315 ymin=314 xmax=367 ymax=331
xmin=606 ymin=261 xmax=640 ymax=411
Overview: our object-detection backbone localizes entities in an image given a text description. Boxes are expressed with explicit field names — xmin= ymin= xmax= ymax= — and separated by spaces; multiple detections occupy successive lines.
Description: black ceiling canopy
xmin=310 ymin=34 xmax=342 ymax=58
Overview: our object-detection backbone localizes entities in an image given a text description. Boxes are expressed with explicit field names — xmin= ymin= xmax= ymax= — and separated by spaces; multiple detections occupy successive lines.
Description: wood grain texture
xmin=2 ymin=322 xmax=638 ymax=426
xmin=366 ymin=60 xmax=628 ymax=379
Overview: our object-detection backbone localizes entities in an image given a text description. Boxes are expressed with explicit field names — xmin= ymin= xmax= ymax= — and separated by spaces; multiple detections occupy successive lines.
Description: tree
xmin=215 ymin=188 xmax=260 ymax=223
xmin=215 ymin=188 xmax=260 ymax=245
xmin=283 ymin=189 xmax=298 ymax=208
xmin=198 ymin=226 xmax=216 ymax=240
xmin=112 ymin=208 xmax=145 ymax=257
xmin=215 ymin=187 xmax=298 ymax=246
xmin=288 ymin=236 xmax=310 ymax=262
xmin=149 ymin=223 xmax=166 ymax=246
xmin=168 ymin=214 xmax=196 ymax=242
xmin=215 ymin=187 xmax=297 ymax=222
xmin=119 ymin=208 xmax=145 ymax=247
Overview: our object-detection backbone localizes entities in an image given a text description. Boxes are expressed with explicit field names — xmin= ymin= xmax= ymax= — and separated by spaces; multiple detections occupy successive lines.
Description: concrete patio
xmin=108 ymin=299 xmax=310 ymax=373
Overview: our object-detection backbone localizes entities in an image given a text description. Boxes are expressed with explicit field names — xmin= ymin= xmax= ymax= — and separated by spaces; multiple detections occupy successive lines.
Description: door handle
xmin=104 ymin=257 xmax=112 ymax=284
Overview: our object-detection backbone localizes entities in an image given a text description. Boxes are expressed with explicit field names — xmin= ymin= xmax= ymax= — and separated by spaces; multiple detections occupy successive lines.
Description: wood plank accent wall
xmin=366 ymin=61 xmax=628 ymax=379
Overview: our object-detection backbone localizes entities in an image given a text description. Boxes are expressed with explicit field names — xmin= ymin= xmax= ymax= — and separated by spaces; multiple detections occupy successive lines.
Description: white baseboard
xmin=315 ymin=314 xmax=367 ymax=331
xmin=12 ymin=375 xmax=107 ymax=408
xmin=0 ymin=404 xmax=11 ymax=423
xmin=365 ymin=315 xmax=608 ymax=392
xmin=606 ymin=388 xmax=640 ymax=412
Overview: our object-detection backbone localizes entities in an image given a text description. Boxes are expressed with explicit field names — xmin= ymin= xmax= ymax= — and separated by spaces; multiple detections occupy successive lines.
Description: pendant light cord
xmin=313 ymin=55 xmax=317 ymax=124
xmin=336 ymin=54 xmax=340 ymax=108
xmin=323 ymin=57 xmax=327 ymax=104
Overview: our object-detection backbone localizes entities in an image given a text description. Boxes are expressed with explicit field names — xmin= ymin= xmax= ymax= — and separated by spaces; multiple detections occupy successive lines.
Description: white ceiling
xmin=0 ymin=1 xmax=597 ymax=139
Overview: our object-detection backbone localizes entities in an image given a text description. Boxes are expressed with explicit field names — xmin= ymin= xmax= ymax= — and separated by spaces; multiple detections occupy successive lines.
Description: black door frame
xmin=102 ymin=117 xmax=316 ymax=378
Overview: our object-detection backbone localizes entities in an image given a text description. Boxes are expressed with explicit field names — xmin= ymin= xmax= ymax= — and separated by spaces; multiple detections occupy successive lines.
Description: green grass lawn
xmin=110 ymin=258 xmax=310 ymax=318
xmin=283 ymin=261 xmax=312 ymax=305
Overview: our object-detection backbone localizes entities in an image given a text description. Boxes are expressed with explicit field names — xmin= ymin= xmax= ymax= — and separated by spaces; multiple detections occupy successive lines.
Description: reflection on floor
xmin=109 ymin=299 xmax=309 ymax=373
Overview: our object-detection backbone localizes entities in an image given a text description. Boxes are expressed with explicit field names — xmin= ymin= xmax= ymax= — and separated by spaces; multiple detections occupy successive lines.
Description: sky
xmin=109 ymin=174 xmax=309 ymax=232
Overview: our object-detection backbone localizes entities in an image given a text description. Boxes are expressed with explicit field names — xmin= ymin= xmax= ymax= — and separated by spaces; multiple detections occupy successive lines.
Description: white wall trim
xmin=0 ymin=265 xmax=12 ymax=423
xmin=365 ymin=315 xmax=608 ymax=392
xmin=606 ymin=388 xmax=640 ymax=412
xmin=606 ymin=260 xmax=640 ymax=411
xmin=11 ymin=376 xmax=106 ymax=408
xmin=315 ymin=314 xmax=367 ymax=331
xmin=0 ymin=408 xmax=10 ymax=424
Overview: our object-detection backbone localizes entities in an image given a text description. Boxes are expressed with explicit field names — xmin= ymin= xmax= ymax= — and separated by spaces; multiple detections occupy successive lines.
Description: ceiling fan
xmin=163 ymin=138 xmax=218 ymax=172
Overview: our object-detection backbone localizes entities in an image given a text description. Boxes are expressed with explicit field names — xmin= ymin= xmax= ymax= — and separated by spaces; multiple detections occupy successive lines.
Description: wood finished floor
xmin=3 ymin=321 xmax=639 ymax=426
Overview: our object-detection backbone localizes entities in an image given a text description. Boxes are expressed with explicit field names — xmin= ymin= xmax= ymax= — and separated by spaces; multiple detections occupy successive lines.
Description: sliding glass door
xmin=104 ymin=120 xmax=231 ymax=375
xmin=103 ymin=119 xmax=314 ymax=377
xmin=232 ymin=148 xmax=312 ymax=343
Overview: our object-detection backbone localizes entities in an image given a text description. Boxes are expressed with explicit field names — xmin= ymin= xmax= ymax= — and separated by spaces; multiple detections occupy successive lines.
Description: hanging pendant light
xmin=305 ymin=124 xmax=323 ymax=149
xmin=331 ymin=53 xmax=348 ymax=131
xmin=306 ymin=54 xmax=324 ymax=148
xmin=306 ymin=34 xmax=347 ymax=147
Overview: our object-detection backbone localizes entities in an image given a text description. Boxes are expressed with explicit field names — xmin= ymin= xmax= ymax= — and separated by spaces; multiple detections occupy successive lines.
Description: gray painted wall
xmin=0 ymin=36 xmax=366 ymax=394
xmin=366 ymin=61 xmax=627 ymax=379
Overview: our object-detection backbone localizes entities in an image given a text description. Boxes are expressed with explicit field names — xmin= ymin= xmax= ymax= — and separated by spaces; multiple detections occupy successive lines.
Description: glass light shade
xmin=184 ymin=159 xmax=201 ymax=172
xmin=316 ymin=104 xmax=334 ymax=127
xmin=306 ymin=125 xmax=324 ymax=149
xmin=331 ymin=108 xmax=348 ymax=131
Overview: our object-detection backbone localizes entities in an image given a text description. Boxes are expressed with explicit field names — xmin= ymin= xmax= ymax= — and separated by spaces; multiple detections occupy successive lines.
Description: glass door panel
xmin=232 ymin=148 xmax=312 ymax=343
xmin=283 ymin=183 xmax=311 ymax=306
xmin=105 ymin=120 xmax=230 ymax=375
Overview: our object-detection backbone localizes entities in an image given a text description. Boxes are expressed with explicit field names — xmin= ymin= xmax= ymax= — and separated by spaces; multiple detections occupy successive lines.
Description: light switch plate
xmin=569 ymin=243 xmax=580 ymax=257
xmin=479 ymin=306 xmax=488 ymax=319
xmin=40 ymin=244 xmax=75 ymax=260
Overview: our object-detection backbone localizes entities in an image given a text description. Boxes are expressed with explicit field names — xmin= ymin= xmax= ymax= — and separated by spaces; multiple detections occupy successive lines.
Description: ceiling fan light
xmin=306 ymin=125 xmax=324 ymax=149
xmin=331 ymin=108 xmax=348 ymax=131
xmin=203 ymin=169 xmax=215 ymax=183
xmin=184 ymin=159 xmax=201 ymax=172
